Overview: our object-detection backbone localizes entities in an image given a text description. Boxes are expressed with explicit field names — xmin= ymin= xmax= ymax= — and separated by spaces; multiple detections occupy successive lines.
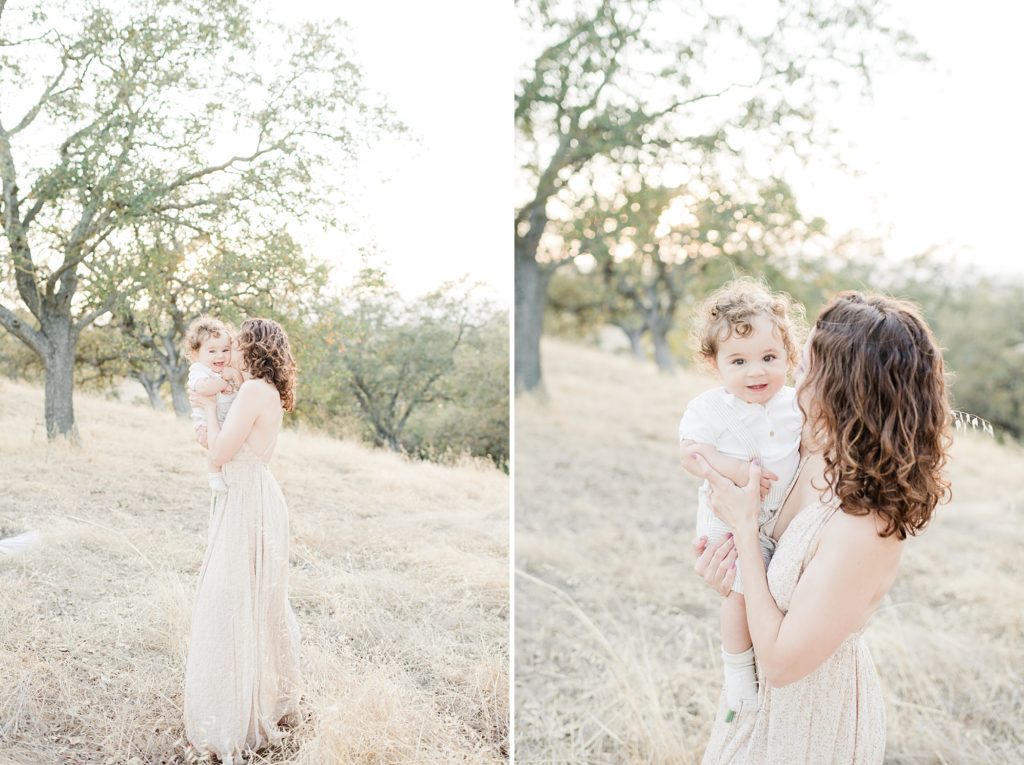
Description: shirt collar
xmin=722 ymin=387 xmax=787 ymax=412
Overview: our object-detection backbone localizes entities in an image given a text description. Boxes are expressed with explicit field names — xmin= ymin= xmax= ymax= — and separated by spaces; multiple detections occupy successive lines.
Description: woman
xmin=184 ymin=318 xmax=302 ymax=764
xmin=691 ymin=292 xmax=951 ymax=764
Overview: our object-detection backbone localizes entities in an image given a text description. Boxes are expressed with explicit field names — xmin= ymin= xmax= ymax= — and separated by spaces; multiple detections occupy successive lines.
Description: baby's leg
xmin=697 ymin=488 xmax=758 ymax=711
xmin=720 ymin=593 xmax=758 ymax=713
xmin=721 ymin=592 xmax=752 ymax=653
xmin=206 ymin=454 xmax=227 ymax=493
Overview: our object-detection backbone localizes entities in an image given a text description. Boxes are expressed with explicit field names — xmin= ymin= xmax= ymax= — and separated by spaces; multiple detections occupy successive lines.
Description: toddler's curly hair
xmin=183 ymin=316 xmax=231 ymax=361
xmin=237 ymin=318 xmax=297 ymax=412
xmin=691 ymin=277 xmax=806 ymax=368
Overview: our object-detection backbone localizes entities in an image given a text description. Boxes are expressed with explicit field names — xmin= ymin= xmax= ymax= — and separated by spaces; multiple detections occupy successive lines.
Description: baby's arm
xmin=680 ymin=440 xmax=778 ymax=497
xmin=680 ymin=440 xmax=754 ymax=486
xmin=193 ymin=376 xmax=230 ymax=396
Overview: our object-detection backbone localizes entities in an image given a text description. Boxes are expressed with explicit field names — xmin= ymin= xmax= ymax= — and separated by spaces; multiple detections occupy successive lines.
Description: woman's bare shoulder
xmin=239 ymin=378 xmax=276 ymax=395
xmin=822 ymin=507 xmax=903 ymax=567
xmin=235 ymin=378 xmax=279 ymax=406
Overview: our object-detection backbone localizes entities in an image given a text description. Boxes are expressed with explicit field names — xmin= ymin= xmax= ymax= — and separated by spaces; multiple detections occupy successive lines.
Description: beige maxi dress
xmin=701 ymin=499 xmax=887 ymax=765
xmin=184 ymin=439 xmax=302 ymax=764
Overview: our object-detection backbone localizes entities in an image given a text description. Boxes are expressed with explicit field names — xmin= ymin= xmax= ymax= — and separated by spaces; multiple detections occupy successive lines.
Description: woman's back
xmin=238 ymin=379 xmax=283 ymax=463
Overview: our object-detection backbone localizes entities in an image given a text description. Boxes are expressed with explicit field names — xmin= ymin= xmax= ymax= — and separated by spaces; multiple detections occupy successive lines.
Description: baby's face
xmin=198 ymin=332 xmax=231 ymax=374
xmin=714 ymin=315 xmax=789 ymax=405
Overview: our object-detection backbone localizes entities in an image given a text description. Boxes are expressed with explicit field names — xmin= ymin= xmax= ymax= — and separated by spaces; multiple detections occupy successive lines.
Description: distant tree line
xmin=545 ymin=247 xmax=1024 ymax=444
xmin=0 ymin=264 xmax=510 ymax=470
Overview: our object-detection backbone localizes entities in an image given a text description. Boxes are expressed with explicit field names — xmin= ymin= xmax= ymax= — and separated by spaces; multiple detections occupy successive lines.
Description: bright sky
xmin=785 ymin=0 xmax=1024 ymax=277
xmin=515 ymin=1 xmax=1024 ymax=282
xmin=270 ymin=1 xmax=510 ymax=306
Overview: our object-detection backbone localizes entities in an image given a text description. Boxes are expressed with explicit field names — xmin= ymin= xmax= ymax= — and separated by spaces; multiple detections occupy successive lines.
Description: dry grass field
xmin=0 ymin=379 xmax=508 ymax=764
xmin=515 ymin=338 xmax=1024 ymax=764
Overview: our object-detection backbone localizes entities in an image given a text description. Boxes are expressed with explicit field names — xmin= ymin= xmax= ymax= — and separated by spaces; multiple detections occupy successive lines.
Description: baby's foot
xmin=722 ymin=646 xmax=759 ymax=714
xmin=208 ymin=473 xmax=228 ymax=494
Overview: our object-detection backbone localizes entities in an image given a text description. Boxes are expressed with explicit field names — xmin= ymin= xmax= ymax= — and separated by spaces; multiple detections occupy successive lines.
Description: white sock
xmin=721 ymin=646 xmax=758 ymax=711
xmin=208 ymin=473 xmax=228 ymax=493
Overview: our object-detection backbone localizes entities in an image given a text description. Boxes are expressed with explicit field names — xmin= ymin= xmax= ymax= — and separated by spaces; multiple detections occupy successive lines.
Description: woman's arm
xmin=693 ymin=454 xmax=900 ymax=687
xmin=204 ymin=383 xmax=261 ymax=468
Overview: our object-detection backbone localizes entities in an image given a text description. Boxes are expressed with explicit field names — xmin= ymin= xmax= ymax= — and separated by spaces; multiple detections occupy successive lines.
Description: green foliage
xmin=0 ymin=312 xmax=40 ymax=380
xmin=874 ymin=258 xmax=1024 ymax=442
xmin=405 ymin=311 xmax=509 ymax=469
xmin=105 ymin=229 xmax=330 ymax=415
xmin=295 ymin=273 xmax=509 ymax=468
xmin=546 ymin=266 xmax=611 ymax=340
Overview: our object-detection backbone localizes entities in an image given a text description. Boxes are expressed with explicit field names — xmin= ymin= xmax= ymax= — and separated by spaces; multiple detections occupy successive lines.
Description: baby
xmin=678 ymin=279 xmax=806 ymax=717
xmin=184 ymin=316 xmax=242 ymax=493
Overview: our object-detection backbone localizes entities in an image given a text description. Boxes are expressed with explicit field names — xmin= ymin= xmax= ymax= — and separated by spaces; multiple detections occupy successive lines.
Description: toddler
xmin=184 ymin=316 xmax=242 ymax=493
xmin=678 ymin=279 xmax=805 ymax=716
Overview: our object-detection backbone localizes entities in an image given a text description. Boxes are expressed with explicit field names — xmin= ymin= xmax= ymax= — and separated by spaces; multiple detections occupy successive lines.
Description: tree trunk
xmin=133 ymin=371 xmax=165 ymax=410
xmin=651 ymin=326 xmax=675 ymax=372
xmin=617 ymin=325 xmax=646 ymax=360
xmin=148 ymin=342 xmax=191 ymax=417
xmin=41 ymin=320 xmax=79 ymax=442
xmin=169 ymin=372 xmax=191 ymax=417
xmin=515 ymin=239 xmax=550 ymax=393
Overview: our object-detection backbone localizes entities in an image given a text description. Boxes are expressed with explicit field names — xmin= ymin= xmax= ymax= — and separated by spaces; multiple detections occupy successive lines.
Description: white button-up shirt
xmin=679 ymin=385 xmax=803 ymax=493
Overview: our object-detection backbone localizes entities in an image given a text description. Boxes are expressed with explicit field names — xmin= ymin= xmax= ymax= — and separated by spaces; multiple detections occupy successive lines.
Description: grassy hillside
xmin=515 ymin=338 xmax=1024 ymax=764
xmin=0 ymin=380 xmax=508 ymax=764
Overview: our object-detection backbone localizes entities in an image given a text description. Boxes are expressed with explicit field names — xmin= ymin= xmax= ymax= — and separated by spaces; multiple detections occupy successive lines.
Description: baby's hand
xmin=759 ymin=467 xmax=779 ymax=501
xmin=222 ymin=367 xmax=242 ymax=390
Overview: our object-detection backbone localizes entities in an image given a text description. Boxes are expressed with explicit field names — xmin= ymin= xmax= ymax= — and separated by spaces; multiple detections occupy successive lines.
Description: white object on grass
xmin=0 ymin=530 xmax=41 ymax=555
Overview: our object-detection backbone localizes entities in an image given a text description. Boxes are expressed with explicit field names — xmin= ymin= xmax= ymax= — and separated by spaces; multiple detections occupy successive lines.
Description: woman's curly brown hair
xmin=691 ymin=277 xmax=806 ymax=369
xmin=237 ymin=318 xmax=297 ymax=412
xmin=801 ymin=292 xmax=952 ymax=539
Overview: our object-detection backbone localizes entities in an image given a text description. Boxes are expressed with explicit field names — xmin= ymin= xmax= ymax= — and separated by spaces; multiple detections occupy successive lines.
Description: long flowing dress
xmin=184 ymin=439 xmax=302 ymax=764
xmin=701 ymin=500 xmax=887 ymax=765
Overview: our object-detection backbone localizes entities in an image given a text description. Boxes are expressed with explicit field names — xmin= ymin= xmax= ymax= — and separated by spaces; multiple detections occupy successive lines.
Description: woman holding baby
xmin=181 ymin=316 xmax=302 ymax=764
xmin=692 ymin=291 xmax=951 ymax=764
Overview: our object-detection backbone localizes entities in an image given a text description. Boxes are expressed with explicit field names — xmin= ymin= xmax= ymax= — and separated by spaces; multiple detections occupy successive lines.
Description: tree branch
xmin=0 ymin=133 xmax=43 ymax=318
xmin=73 ymin=295 xmax=116 ymax=334
xmin=8 ymin=50 xmax=72 ymax=136
xmin=0 ymin=303 xmax=47 ymax=357
xmin=161 ymin=139 xmax=286 ymax=195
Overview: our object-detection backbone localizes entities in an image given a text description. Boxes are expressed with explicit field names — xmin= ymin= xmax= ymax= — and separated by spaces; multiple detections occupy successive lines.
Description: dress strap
xmin=760 ymin=454 xmax=809 ymax=540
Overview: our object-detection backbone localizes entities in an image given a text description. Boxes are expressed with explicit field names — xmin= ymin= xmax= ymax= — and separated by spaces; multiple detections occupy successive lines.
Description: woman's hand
xmin=194 ymin=425 xmax=208 ymax=449
xmin=691 ymin=453 xmax=762 ymax=532
xmin=693 ymin=534 xmax=737 ymax=596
